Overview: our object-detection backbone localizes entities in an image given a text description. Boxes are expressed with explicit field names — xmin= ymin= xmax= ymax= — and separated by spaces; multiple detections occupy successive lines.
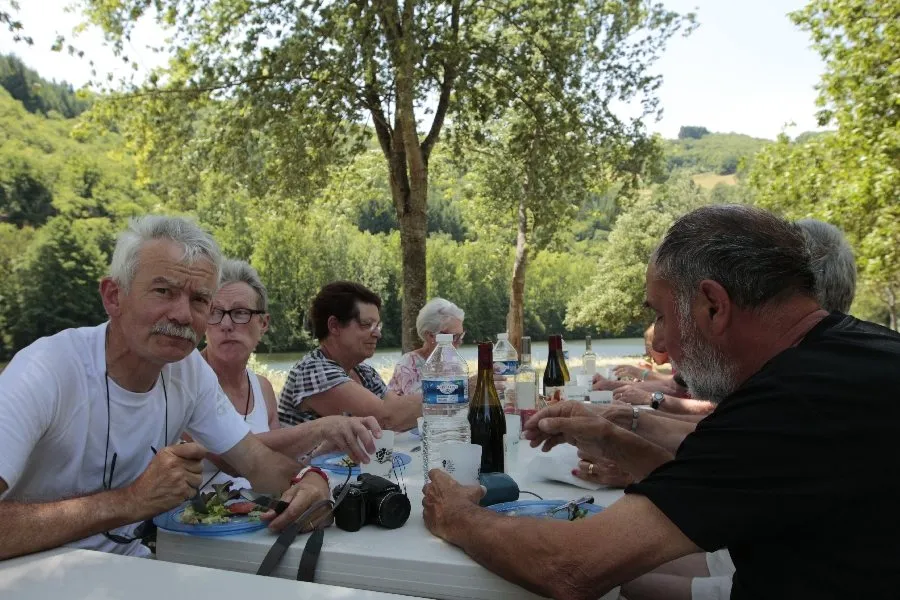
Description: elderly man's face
xmin=645 ymin=265 xmax=737 ymax=403
xmin=117 ymin=239 xmax=217 ymax=366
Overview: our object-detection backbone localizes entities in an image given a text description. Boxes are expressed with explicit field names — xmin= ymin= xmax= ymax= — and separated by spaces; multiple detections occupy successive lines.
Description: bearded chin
xmin=675 ymin=320 xmax=738 ymax=404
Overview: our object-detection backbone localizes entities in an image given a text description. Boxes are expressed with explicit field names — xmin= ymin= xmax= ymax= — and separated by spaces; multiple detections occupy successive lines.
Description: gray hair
xmin=796 ymin=219 xmax=856 ymax=313
xmin=220 ymin=258 xmax=268 ymax=312
xmin=109 ymin=215 xmax=223 ymax=291
xmin=416 ymin=298 xmax=465 ymax=340
xmin=652 ymin=205 xmax=817 ymax=316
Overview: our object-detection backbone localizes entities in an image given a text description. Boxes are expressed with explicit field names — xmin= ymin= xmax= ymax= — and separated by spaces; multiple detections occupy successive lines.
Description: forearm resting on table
xmin=602 ymin=426 xmax=674 ymax=480
xmin=633 ymin=412 xmax=698 ymax=456
xmin=445 ymin=495 xmax=698 ymax=600
xmin=221 ymin=434 xmax=300 ymax=494
xmin=0 ymin=482 xmax=142 ymax=560
xmin=380 ymin=393 xmax=422 ymax=431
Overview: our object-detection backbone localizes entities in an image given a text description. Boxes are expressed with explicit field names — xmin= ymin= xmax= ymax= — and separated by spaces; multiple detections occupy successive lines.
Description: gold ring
xmin=588 ymin=463 xmax=595 ymax=475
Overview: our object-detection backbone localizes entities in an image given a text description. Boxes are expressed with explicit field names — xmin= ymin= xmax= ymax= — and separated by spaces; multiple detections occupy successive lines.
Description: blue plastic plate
xmin=488 ymin=499 xmax=603 ymax=520
xmin=153 ymin=503 xmax=268 ymax=537
xmin=311 ymin=451 xmax=412 ymax=475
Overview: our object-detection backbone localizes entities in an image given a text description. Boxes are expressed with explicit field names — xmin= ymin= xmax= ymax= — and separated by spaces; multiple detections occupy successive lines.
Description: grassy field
xmin=692 ymin=172 xmax=738 ymax=188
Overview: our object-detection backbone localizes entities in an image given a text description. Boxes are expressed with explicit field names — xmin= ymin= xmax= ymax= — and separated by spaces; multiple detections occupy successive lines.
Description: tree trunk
xmin=386 ymin=144 xmax=428 ymax=353
xmin=886 ymin=285 xmax=898 ymax=331
xmin=507 ymin=191 xmax=529 ymax=354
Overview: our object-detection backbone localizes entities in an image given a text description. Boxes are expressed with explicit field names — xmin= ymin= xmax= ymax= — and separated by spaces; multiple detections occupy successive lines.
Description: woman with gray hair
xmin=198 ymin=259 xmax=381 ymax=490
xmin=388 ymin=298 xmax=465 ymax=396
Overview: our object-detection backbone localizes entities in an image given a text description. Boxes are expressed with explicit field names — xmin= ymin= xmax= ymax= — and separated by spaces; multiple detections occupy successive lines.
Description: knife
xmin=239 ymin=489 xmax=290 ymax=515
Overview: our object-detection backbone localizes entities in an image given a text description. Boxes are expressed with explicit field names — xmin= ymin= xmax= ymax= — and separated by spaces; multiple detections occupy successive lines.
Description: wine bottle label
xmin=544 ymin=386 xmax=567 ymax=404
xmin=493 ymin=360 xmax=519 ymax=376
xmin=514 ymin=381 xmax=537 ymax=410
xmin=422 ymin=378 xmax=468 ymax=405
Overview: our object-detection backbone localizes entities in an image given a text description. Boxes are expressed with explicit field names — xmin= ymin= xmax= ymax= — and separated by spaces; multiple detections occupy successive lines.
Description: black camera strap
xmin=256 ymin=476 xmax=354 ymax=581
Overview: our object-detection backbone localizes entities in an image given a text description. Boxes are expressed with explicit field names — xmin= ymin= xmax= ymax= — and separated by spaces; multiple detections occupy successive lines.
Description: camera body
xmin=333 ymin=473 xmax=411 ymax=532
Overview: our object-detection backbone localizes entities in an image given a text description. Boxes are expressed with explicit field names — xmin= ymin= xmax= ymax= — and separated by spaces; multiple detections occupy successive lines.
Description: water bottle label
xmin=423 ymin=378 xmax=468 ymax=405
xmin=493 ymin=360 xmax=519 ymax=376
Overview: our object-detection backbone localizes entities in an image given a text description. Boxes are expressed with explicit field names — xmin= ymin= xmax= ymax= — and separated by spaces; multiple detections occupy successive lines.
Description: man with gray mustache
xmin=0 ymin=215 xmax=356 ymax=559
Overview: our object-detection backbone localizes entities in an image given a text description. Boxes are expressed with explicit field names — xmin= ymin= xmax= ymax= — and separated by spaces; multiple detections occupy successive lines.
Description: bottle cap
xmin=497 ymin=333 xmax=509 ymax=341
xmin=436 ymin=333 xmax=454 ymax=343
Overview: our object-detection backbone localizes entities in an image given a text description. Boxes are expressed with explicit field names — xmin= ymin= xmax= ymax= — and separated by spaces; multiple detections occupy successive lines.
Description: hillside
xmin=664 ymin=130 xmax=770 ymax=177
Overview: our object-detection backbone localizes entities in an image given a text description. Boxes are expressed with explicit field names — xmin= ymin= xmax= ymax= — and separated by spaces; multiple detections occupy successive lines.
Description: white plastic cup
xmin=589 ymin=390 xmax=614 ymax=405
xmin=575 ymin=373 xmax=592 ymax=389
xmin=416 ymin=416 xmax=424 ymax=436
xmin=360 ymin=430 xmax=395 ymax=477
xmin=504 ymin=414 xmax=521 ymax=473
xmin=606 ymin=366 xmax=619 ymax=380
xmin=439 ymin=441 xmax=482 ymax=485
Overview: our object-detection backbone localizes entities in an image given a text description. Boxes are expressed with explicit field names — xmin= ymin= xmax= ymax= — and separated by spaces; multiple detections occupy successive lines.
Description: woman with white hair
xmin=388 ymin=298 xmax=465 ymax=396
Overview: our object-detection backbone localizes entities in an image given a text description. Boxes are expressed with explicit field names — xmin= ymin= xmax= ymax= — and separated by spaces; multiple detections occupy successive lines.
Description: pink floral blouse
xmin=388 ymin=351 xmax=427 ymax=396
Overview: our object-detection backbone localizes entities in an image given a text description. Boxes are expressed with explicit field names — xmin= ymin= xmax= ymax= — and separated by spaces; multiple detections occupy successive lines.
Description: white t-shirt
xmin=0 ymin=323 xmax=251 ymax=557
xmin=201 ymin=368 xmax=271 ymax=492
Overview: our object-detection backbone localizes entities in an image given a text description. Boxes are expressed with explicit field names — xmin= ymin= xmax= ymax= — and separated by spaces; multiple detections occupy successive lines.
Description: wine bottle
xmin=469 ymin=342 xmax=506 ymax=474
xmin=515 ymin=336 xmax=538 ymax=426
xmin=582 ymin=335 xmax=597 ymax=377
xmin=559 ymin=335 xmax=571 ymax=383
xmin=543 ymin=335 xmax=567 ymax=404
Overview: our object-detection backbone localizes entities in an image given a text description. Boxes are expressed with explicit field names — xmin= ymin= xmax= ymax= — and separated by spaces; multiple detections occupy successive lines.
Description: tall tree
xmin=80 ymin=0 xmax=692 ymax=351
xmin=455 ymin=0 xmax=688 ymax=350
xmin=748 ymin=0 xmax=899 ymax=329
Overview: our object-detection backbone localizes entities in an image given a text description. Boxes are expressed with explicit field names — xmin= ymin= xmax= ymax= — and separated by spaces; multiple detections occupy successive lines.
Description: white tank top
xmin=201 ymin=369 xmax=269 ymax=491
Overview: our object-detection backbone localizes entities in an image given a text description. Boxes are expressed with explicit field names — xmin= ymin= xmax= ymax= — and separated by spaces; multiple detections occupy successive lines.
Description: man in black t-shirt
xmin=419 ymin=205 xmax=900 ymax=599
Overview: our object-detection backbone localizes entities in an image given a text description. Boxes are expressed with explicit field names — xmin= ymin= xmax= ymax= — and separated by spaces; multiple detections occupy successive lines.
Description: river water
xmin=255 ymin=337 xmax=645 ymax=373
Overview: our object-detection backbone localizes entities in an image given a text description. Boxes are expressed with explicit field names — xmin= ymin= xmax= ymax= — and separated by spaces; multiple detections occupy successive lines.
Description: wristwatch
xmin=650 ymin=391 xmax=665 ymax=409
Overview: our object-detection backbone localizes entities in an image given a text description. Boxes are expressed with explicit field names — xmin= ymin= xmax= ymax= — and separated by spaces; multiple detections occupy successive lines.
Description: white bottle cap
xmin=497 ymin=333 xmax=509 ymax=341
xmin=436 ymin=333 xmax=454 ymax=343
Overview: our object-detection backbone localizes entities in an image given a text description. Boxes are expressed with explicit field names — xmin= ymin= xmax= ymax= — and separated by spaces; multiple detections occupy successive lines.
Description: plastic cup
xmin=504 ymin=414 xmax=521 ymax=473
xmin=589 ymin=390 xmax=614 ymax=405
xmin=439 ymin=442 xmax=482 ymax=485
xmin=417 ymin=416 xmax=424 ymax=435
xmin=606 ymin=366 xmax=619 ymax=380
xmin=360 ymin=430 xmax=395 ymax=477
xmin=575 ymin=373 xmax=592 ymax=389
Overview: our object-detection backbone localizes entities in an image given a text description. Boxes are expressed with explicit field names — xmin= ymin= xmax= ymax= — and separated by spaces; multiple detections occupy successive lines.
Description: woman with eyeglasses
xmin=199 ymin=264 xmax=381 ymax=490
xmin=277 ymin=281 xmax=422 ymax=431
xmin=388 ymin=298 xmax=465 ymax=396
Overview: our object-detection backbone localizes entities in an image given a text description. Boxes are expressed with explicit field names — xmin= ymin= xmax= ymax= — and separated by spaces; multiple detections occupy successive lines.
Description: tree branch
xmin=421 ymin=0 xmax=460 ymax=159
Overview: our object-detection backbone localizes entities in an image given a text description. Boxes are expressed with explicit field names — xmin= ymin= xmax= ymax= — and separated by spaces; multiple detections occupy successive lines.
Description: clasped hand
xmin=523 ymin=400 xmax=615 ymax=461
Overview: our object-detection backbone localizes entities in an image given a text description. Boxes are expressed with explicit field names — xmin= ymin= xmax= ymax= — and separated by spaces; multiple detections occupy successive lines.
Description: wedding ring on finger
xmin=588 ymin=463 xmax=595 ymax=476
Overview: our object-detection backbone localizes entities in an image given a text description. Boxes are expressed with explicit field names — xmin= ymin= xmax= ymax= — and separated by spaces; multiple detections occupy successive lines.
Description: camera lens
xmin=374 ymin=491 xmax=411 ymax=529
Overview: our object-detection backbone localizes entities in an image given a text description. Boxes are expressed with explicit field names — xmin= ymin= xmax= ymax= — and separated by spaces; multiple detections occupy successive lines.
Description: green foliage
xmin=0 ymin=54 xmax=92 ymax=118
xmin=7 ymin=216 xmax=112 ymax=350
xmin=677 ymin=126 xmax=710 ymax=140
xmin=749 ymin=0 xmax=899 ymax=329
xmin=664 ymin=131 xmax=769 ymax=176
xmin=566 ymin=176 xmax=712 ymax=333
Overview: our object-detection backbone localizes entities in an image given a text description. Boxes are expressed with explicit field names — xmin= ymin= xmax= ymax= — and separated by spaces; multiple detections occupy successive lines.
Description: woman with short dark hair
xmin=277 ymin=281 xmax=422 ymax=431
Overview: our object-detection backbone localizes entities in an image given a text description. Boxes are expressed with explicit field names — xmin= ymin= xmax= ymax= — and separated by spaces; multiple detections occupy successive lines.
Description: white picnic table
xmin=156 ymin=431 xmax=625 ymax=599
xmin=0 ymin=546 xmax=419 ymax=600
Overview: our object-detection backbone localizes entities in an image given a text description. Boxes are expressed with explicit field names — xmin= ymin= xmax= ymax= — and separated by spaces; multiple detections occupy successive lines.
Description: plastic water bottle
xmin=422 ymin=333 xmax=470 ymax=482
xmin=493 ymin=333 xmax=519 ymax=413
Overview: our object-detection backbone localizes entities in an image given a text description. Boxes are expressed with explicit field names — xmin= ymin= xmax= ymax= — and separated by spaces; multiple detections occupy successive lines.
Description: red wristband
xmin=291 ymin=466 xmax=329 ymax=486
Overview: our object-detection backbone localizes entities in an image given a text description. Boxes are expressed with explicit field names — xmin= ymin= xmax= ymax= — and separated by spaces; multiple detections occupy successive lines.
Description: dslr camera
xmin=332 ymin=473 xmax=411 ymax=532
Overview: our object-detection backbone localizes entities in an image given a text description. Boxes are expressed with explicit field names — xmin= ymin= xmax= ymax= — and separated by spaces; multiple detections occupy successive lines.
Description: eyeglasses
xmin=437 ymin=330 xmax=465 ymax=344
xmin=208 ymin=307 xmax=266 ymax=325
xmin=355 ymin=318 xmax=383 ymax=333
